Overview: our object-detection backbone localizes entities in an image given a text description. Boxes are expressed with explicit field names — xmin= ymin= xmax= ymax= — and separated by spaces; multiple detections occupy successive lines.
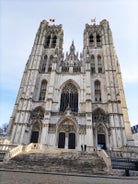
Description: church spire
xmin=69 ymin=40 xmax=75 ymax=54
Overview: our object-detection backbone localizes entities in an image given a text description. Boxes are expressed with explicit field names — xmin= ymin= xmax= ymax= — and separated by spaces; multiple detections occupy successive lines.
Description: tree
xmin=0 ymin=123 xmax=8 ymax=137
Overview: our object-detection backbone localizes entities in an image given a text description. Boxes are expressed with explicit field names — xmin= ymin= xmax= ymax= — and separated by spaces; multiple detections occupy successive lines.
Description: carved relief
xmin=59 ymin=120 xmax=76 ymax=133
xmin=31 ymin=107 xmax=45 ymax=120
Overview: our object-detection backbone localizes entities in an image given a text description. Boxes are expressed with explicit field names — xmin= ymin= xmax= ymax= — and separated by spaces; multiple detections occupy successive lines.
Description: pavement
xmin=0 ymin=170 xmax=138 ymax=184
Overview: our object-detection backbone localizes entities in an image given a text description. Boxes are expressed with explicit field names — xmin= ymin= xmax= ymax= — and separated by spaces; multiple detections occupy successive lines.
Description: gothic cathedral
xmin=7 ymin=19 xmax=134 ymax=151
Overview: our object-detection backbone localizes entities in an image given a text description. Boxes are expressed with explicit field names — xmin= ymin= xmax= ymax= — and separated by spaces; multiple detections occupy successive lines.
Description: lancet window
xmin=89 ymin=34 xmax=94 ymax=43
xmin=91 ymin=55 xmax=95 ymax=74
xmin=51 ymin=35 xmax=57 ymax=48
xmin=39 ymin=80 xmax=47 ymax=101
xmin=62 ymin=66 xmax=69 ymax=72
xmin=97 ymin=55 xmax=102 ymax=73
xmin=60 ymin=83 xmax=78 ymax=112
xmin=96 ymin=34 xmax=101 ymax=47
xmin=96 ymin=34 xmax=101 ymax=42
xmin=94 ymin=80 xmax=101 ymax=102
xmin=44 ymin=35 xmax=51 ymax=48
xmin=62 ymin=63 xmax=69 ymax=72
xmin=73 ymin=63 xmax=81 ymax=73
xmin=48 ymin=55 xmax=53 ymax=72
xmin=40 ymin=55 xmax=47 ymax=73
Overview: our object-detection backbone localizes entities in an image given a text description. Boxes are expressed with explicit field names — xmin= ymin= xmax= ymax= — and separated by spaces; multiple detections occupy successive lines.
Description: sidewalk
xmin=0 ymin=170 xmax=138 ymax=184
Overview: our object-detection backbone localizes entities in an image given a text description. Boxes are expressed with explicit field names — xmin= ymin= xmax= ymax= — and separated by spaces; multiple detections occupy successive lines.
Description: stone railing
xmin=4 ymin=145 xmax=24 ymax=163
xmin=25 ymin=143 xmax=41 ymax=152
xmin=122 ymin=146 xmax=138 ymax=153
xmin=107 ymin=150 xmax=138 ymax=159
xmin=96 ymin=148 xmax=112 ymax=173
xmin=0 ymin=144 xmax=17 ymax=152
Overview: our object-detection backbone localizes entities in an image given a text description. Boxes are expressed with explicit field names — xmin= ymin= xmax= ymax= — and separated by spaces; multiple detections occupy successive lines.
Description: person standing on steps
xmin=81 ymin=144 xmax=83 ymax=151
xmin=84 ymin=144 xmax=87 ymax=152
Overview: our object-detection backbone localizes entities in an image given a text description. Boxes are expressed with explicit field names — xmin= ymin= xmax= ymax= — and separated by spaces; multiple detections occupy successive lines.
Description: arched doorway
xmin=30 ymin=107 xmax=44 ymax=143
xmin=68 ymin=133 xmax=75 ymax=149
xmin=30 ymin=121 xmax=41 ymax=143
xmin=92 ymin=108 xmax=108 ymax=150
xmin=97 ymin=134 xmax=106 ymax=149
xmin=30 ymin=131 xmax=39 ymax=143
xmin=58 ymin=132 xmax=65 ymax=148
xmin=57 ymin=119 xmax=76 ymax=149
xmin=97 ymin=125 xmax=106 ymax=149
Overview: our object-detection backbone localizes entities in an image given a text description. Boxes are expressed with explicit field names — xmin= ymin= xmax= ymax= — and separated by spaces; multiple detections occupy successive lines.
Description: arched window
xmin=97 ymin=55 xmax=102 ymax=73
xmin=51 ymin=35 xmax=57 ymax=48
xmin=94 ymin=80 xmax=101 ymax=102
xmin=39 ymin=80 xmax=47 ymax=101
xmin=91 ymin=55 xmax=95 ymax=74
xmin=89 ymin=34 xmax=94 ymax=43
xmin=96 ymin=34 xmax=101 ymax=42
xmin=41 ymin=55 xmax=47 ymax=73
xmin=60 ymin=83 xmax=78 ymax=112
xmin=44 ymin=35 xmax=51 ymax=48
xmin=96 ymin=34 xmax=101 ymax=47
xmin=73 ymin=63 xmax=81 ymax=73
xmin=62 ymin=63 xmax=69 ymax=72
xmin=30 ymin=121 xmax=41 ymax=143
xmin=48 ymin=55 xmax=53 ymax=72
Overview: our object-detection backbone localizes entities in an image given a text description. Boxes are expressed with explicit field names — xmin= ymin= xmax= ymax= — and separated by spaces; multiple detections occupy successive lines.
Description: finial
xmin=70 ymin=40 xmax=75 ymax=54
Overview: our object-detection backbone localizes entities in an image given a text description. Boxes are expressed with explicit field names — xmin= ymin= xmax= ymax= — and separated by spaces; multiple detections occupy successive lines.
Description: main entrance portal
xmin=58 ymin=120 xmax=76 ymax=149
xmin=68 ymin=133 xmax=75 ymax=149
xmin=58 ymin=132 xmax=65 ymax=148
xmin=58 ymin=132 xmax=76 ymax=149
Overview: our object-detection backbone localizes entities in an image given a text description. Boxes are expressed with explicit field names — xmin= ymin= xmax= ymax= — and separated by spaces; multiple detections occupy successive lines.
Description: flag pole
xmin=91 ymin=17 xmax=96 ymax=24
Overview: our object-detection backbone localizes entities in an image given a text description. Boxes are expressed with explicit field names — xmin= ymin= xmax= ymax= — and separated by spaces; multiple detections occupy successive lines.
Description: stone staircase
xmin=1 ymin=149 xmax=108 ymax=175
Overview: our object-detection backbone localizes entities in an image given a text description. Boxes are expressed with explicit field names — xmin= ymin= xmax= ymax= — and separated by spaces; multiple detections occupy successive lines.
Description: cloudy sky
xmin=0 ymin=0 xmax=138 ymax=127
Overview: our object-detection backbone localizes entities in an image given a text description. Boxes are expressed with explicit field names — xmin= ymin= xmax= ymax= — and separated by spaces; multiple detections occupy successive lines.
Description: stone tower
xmin=7 ymin=19 xmax=133 ymax=150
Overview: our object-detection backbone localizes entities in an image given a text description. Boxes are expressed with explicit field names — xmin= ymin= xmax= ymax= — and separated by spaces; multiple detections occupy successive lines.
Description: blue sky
xmin=0 ymin=0 xmax=138 ymax=127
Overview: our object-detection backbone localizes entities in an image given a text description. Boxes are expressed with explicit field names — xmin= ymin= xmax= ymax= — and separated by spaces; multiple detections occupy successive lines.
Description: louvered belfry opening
xmin=60 ymin=83 xmax=78 ymax=112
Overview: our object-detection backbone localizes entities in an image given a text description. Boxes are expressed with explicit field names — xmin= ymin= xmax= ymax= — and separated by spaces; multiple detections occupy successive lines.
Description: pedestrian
xmin=81 ymin=144 xmax=83 ymax=151
xmin=84 ymin=144 xmax=87 ymax=151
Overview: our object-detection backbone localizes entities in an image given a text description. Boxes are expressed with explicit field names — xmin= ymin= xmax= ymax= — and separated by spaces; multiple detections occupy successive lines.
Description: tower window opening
xmin=98 ymin=55 xmax=102 ymax=73
xmin=89 ymin=34 xmax=94 ymax=43
xmin=91 ymin=67 xmax=95 ymax=74
xmin=48 ymin=55 xmax=53 ymax=72
xmin=94 ymin=80 xmax=101 ymax=102
xmin=41 ymin=55 xmax=47 ymax=73
xmin=44 ymin=35 xmax=51 ymax=48
xmin=96 ymin=34 xmax=101 ymax=47
xmin=91 ymin=55 xmax=95 ymax=74
xmin=96 ymin=34 xmax=101 ymax=42
xmin=39 ymin=80 xmax=47 ymax=101
xmin=98 ymin=68 xmax=102 ymax=73
xmin=51 ymin=35 xmax=57 ymax=48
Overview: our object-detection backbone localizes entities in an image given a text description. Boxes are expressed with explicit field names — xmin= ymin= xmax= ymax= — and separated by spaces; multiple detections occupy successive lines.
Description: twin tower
xmin=7 ymin=19 xmax=134 ymax=151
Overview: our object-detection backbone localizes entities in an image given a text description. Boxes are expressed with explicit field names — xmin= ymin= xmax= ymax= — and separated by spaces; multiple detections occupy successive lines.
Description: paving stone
xmin=0 ymin=171 xmax=138 ymax=184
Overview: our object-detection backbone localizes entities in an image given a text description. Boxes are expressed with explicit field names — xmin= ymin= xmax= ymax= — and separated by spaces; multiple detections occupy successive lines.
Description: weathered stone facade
xmin=7 ymin=19 xmax=134 ymax=150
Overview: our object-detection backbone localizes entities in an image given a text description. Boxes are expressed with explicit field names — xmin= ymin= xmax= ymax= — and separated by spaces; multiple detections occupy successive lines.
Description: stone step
xmin=1 ymin=149 xmax=108 ymax=175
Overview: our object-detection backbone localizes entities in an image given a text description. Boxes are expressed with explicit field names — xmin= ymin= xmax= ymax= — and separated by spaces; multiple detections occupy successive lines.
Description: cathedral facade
xmin=7 ymin=19 xmax=134 ymax=151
